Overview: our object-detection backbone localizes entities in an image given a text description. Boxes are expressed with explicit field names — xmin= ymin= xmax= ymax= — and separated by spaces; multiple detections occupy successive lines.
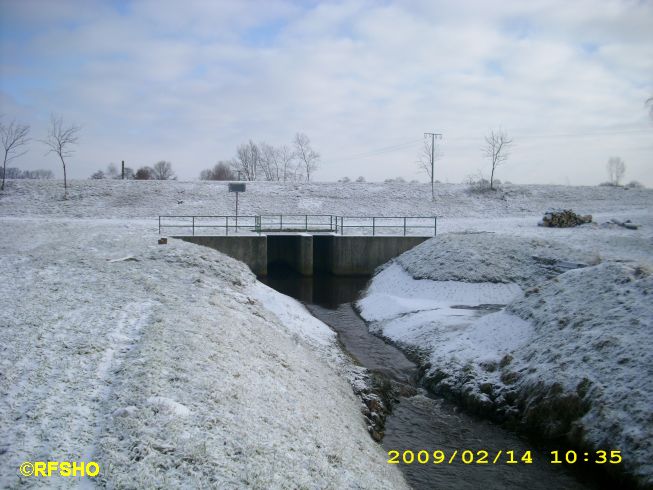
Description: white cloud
xmin=0 ymin=0 xmax=651 ymax=185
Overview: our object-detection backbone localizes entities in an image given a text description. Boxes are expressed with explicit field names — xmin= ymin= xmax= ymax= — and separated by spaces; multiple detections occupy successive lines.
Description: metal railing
xmin=158 ymin=215 xmax=259 ymax=236
xmin=158 ymin=214 xmax=437 ymax=237
xmin=335 ymin=216 xmax=437 ymax=236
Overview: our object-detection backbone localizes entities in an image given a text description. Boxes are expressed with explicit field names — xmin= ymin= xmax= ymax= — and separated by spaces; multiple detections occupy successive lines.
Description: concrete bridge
xmin=177 ymin=234 xmax=430 ymax=276
xmin=161 ymin=214 xmax=436 ymax=276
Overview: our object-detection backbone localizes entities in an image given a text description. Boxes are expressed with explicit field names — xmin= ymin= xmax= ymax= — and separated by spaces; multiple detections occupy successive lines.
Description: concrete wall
xmin=267 ymin=235 xmax=313 ymax=276
xmin=176 ymin=234 xmax=430 ymax=276
xmin=176 ymin=236 xmax=268 ymax=275
xmin=324 ymin=236 xmax=430 ymax=275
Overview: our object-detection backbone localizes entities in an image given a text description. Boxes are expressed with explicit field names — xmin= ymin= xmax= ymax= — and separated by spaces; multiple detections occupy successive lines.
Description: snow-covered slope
xmin=1 ymin=179 xmax=651 ymax=487
xmin=0 ymin=178 xmax=651 ymax=219
xmin=0 ymin=219 xmax=406 ymax=489
xmin=359 ymin=231 xmax=653 ymax=487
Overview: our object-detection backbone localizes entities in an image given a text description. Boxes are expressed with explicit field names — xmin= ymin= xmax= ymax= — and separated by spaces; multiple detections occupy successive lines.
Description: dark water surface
xmin=260 ymin=268 xmax=610 ymax=490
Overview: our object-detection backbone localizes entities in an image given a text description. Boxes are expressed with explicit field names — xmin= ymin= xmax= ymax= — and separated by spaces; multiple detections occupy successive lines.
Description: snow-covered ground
xmin=358 ymin=215 xmax=653 ymax=486
xmin=0 ymin=217 xmax=406 ymax=488
xmin=1 ymin=179 xmax=652 ymax=488
xmin=1 ymin=178 xmax=651 ymax=220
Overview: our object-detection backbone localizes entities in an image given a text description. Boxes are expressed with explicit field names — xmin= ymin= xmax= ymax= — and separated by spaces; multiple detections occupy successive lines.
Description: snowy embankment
xmin=1 ymin=179 xmax=651 ymax=487
xmin=0 ymin=219 xmax=406 ymax=489
xmin=1 ymin=178 xmax=652 ymax=220
xmin=358 ymin=231 xmax=653 ymax=487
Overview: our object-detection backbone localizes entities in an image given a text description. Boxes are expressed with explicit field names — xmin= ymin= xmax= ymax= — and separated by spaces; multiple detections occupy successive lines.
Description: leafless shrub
xmin=134 ymin=166 xmax=154 ymax=180
xmin=199 ymin=161 xmax=235 ymax=181
xmin=152 ymin=160 xmax=176 ymax=180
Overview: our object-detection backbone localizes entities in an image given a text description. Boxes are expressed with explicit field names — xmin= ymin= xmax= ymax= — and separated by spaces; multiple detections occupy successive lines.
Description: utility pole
xmin=121 ymin=160 xmax=125 ymax=180
xmin=424 ymin=132 xmax=442 ymax=201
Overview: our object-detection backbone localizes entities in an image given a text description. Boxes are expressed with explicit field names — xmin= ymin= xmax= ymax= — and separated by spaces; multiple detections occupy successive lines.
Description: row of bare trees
xmin=201 ymin=133 xmax=320 ymax=182
xmin=91 ymin=161 xmax=176 ymax=180
xmin=1 ymin=114 xmax=79 ymax=197
xmin=1 ymin=167 xmax=53 ymax=179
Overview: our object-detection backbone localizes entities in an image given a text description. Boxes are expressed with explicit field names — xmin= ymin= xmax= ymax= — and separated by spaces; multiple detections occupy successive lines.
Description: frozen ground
xmin=358 ymin=215 xmax=653 ymax=486
xmin=0 ymin=218 xmax=406 ymax=489
xmin=0 ymin=178 xmax=651 ymax=220
xmin=1 ymin=179 xmax=651 ymax=488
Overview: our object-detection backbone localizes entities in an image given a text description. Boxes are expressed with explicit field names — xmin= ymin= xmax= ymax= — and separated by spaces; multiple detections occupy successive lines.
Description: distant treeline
xmin=0 ymin=167 xmax=54 ymax=179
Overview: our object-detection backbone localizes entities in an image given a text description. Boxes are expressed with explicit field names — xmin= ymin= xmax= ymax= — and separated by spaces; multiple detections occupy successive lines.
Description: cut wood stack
xmin=538 ymin=209 xmax=592 ymax=228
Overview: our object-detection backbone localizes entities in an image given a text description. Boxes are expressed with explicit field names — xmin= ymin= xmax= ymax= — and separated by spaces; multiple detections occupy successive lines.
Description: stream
xmin=260 ymin=267 xmax=609 ymax=490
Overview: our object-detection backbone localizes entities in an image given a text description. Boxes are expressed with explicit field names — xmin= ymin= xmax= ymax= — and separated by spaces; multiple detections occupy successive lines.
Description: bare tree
xmin=42 ymin=114 xmax=80 ymax=197
xmin=232 ymin=140 xmax=260 ymax=181
xmin=293 ymin=132 xmax=320 ymax=182
xmin=418 ymin=136 xmax=442 ymax=200
xmin=151 ymin=160 xmax=176 ymax=180
xmin=90 ymin=170 xmax=105 ymax=179
xmin=482 ymin=129 xmax=513 ymax=190
xmin=607 ymin=157 xmax=626 ymax=186
xmin=278 ymin=144 xmax=298 ymax=182
xmin=199 ymin=161 xmax=235 ymax=181
xmin=259 ymin=142 xmax=280 ymax=181
xmin=1 ymin=117 xmax=31 ymax=190
xmin=134 ymin=166 xmax=154 ymax=180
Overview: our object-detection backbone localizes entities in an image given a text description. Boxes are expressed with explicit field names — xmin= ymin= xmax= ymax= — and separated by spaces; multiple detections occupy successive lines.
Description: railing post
xmin=403 ymin=217 xmax=407 ymax=236
xmin=192 ymin=216 xmax=195 ymax=236
xmin=280 ymin=215 xmax=283 ymax=231
xmin=330 ymin=215 xmax=333 ymax=232
xmin=342 ymin=216 xmax=345 ymax=236
xmin=372 ymin=217 xmax=375 ymax=236
xmin=434 ymin=216 xmax=437 ymax=236
xmin=225 ymin=216 xmax=229 ymax=236
xmin=305 ymin=215 xmax=308 ymax=231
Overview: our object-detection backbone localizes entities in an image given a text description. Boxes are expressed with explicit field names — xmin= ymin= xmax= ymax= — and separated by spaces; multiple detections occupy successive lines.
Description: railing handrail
xmin=159 ymin=214 xmax=437 ymax=237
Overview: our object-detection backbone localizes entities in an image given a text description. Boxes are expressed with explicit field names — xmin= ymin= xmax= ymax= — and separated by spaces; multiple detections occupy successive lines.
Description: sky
xmin=1 ymin=0 xmax=652 ymax=185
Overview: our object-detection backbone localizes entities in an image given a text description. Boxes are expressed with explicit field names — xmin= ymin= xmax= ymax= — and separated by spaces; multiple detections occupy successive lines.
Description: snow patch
xmin=146 ymin=397 xmax=191 ymax=417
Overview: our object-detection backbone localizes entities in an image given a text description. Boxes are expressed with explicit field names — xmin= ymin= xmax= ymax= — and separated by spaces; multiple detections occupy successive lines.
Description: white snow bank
xmin=360 ymin=231 xmax=653 ymax=487
xmin=360 ymin=262 xmax=522 ymax=323
xmin=507 ymin=263 xmax=653 ymax=485
xmin=358 ymin=262 xmax=529 ymax=366
xmin=249 ymin=281 xmax=336 ymax=348
xmin=0 ymin=219 xmax=406 ymax=489
xmin=395 ymin=233 xmax=596 ymax=287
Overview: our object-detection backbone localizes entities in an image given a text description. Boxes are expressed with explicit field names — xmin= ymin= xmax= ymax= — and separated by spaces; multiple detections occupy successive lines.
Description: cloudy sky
xmin=1 ymin=0 xmax=652 ymax=185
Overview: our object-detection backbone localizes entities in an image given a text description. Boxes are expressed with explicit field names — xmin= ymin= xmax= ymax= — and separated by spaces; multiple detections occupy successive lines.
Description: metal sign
xmin=229 ymin=183 xmax=246 ymax=192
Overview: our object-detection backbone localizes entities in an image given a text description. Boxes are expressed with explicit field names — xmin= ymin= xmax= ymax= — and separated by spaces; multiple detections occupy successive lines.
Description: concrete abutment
xmin=176 ymin=234 xmax=430 ymax=276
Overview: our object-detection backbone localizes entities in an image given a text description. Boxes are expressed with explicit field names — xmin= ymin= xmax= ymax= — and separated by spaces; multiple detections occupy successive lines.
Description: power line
xmin=328 ymin=138 xmax=423 ymax=161
xmin=445 ymin=127 xmax=650 ymax=143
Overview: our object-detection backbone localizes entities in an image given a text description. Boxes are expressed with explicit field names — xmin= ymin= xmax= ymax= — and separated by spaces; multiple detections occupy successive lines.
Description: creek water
xmin=259 ymin=267 xmax=609 ymax=490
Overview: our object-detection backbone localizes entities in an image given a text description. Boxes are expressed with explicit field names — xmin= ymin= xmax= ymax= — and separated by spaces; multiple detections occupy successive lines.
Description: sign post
xmin=228 ymin=183 xmax=246 ymax=232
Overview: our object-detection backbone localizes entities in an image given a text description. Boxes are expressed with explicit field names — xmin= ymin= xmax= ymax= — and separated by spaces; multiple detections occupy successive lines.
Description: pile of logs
xmin=538 ymin=209 xmax=592 ymax=228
